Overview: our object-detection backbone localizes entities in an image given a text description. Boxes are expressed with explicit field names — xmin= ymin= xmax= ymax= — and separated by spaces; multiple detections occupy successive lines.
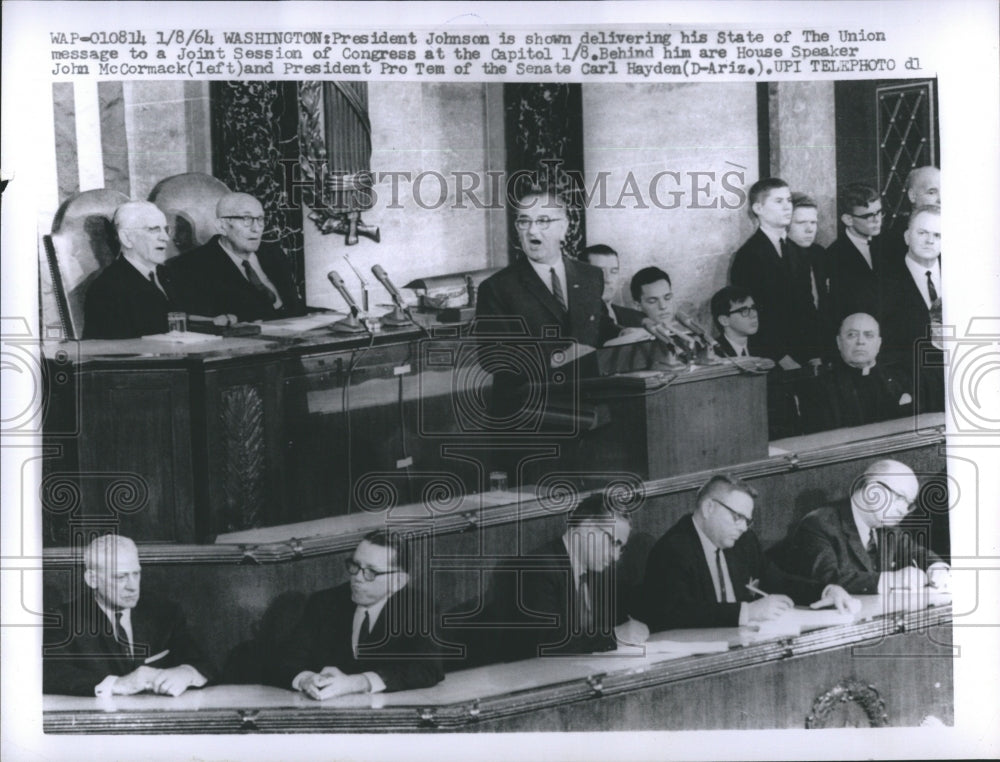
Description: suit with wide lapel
xmin=827 ymin=234 xmax=883 ymax=322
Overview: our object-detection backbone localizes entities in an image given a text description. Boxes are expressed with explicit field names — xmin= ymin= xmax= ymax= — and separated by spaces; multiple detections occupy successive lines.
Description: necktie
xmin=359 ymin=610 xmax=371 ymax=642
xmin=741 ymin=347 xmax=748 ymax=357
xmin=243 ymin=260 xmax=277 ymax=304
xmin=715 ymin=549 xmax=728 ymax=603
xmin=113 ymin=610 xmax=131 ymax=657
xmin=925 ymin=270 xmax=938 ymax=305
xmin=550 ymin=268 xmax=567 ymax=311
xmin=779 ymin=237 xmax=788 ymax=260
xmin=866 ymin=531 xmax=880 ymax=571
xmin=148 ymin=270 xmax=167 ymax=299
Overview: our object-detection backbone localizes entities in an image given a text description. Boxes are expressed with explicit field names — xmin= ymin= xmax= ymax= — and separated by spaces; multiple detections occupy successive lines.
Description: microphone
xmin=675 ymin=310 xmax=719 ymax=348
xmin=371 ymin=264 xmax=414 ymax=327
xmin=326 ymin=270 xmax=367 ymax=334
xmin=327 ymin=270 xmax=360 ymax=315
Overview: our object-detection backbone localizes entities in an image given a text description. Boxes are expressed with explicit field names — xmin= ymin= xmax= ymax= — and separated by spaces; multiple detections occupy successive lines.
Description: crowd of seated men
xmin=44 ymin=459 xmax=949 ymax=699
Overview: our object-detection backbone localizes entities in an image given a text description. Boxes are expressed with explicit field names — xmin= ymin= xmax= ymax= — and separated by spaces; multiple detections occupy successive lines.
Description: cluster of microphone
xmin=326 ymin=264 xmax=415 ymax=333
xmin=643 ymin=311 xmax=719 ymax=355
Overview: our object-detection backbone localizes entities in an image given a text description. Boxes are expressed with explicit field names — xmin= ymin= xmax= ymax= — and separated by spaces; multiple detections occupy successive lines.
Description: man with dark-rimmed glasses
xmin=637 ymin=474 xmax=855 ymax=630
xmin=786 ymin=459 xmax=949 ymax=594
xmin=273 ymin=529 xmax=443 ymax=700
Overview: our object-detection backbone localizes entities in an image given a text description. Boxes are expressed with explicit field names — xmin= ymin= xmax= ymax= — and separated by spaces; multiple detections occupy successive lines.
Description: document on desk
xmin=641 ymin=639 xmax=730 ymax=656
xmin=139 ymin=331 xmax=223 ymax=344
xmin=258 ymin=313 xmax=346 ymax=335
xmin=752 ymin=608 xmax=858 ymax=639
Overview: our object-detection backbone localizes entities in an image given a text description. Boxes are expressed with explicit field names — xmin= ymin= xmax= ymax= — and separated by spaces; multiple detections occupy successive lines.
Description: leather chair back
xmin=148 ymin=172 xmax=231 ymax=259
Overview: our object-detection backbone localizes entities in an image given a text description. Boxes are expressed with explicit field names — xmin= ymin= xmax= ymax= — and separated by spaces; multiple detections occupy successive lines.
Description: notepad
xmin=752 ymin=608 xmax=857 ymax=638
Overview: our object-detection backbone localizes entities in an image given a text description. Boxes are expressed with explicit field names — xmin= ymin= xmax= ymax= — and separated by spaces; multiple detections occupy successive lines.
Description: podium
xmin=577 ymin=358 xmax=772 ymax=480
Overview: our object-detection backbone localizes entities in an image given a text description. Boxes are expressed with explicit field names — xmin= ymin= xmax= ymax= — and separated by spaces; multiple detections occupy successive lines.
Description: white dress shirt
xmin=904 ymin=255 xmax=942 ymax=309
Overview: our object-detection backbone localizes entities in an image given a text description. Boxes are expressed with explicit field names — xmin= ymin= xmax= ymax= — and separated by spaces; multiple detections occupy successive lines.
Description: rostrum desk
xmin=43 ymin=594 xmax=953 ymax=732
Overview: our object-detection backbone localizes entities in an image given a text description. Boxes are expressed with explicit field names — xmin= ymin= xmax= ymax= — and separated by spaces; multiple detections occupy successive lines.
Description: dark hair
xmin=567 ymin=492 xmax=631 ymax=527
xmin=630 ymin=266 xmax=671 ymax=302
xmin=747 ymin=178 xmax=789 ymax=220
xmin=791 ymin=192 xmax=817 ymax=210
xmin=710 ymin=286 xmax=753 ymax=327
xmin=837 ymin=183 xmax=880 ymax=216
xmin=581 ymin=244 xmax=618 ymax=262
xmin=362 ymin=529 xmax=412 ymax=575
xmin=695 ymin=474 xmax=758 ymax=508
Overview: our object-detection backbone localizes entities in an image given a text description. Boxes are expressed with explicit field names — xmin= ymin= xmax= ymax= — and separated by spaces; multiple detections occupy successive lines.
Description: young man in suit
xmin=274 ymin=530 xmax=443 ymax=699
xmin=637 ymin=475 xmax=855 ymax=631
xmin=82 ymin=201 xmax=178 ymax=339
xmin=43 ymin=534 xmax=214 ymax=696
xmin=785 ymin=460 xmax=949 ymax=595
xmin=788 ymin=192 xmax=836 ymax=349
xmin=827 ymin=183 xmax=886 ymax=323
xmin=579 ymin=243 xmax=644 ymax=328
xmin=710 ymin=285 xmax=760 ymax=358
xmin=802 ymin=312 xmax=914 ymax=433
xmin=169 ymin=192 xmax=306 ymax=322
xmin=730 ymin=178 xmax=822 ymax=367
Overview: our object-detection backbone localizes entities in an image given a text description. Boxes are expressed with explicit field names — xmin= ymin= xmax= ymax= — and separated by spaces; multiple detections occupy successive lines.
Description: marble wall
xmin=582 ymin=82 xmax=760 ymax=326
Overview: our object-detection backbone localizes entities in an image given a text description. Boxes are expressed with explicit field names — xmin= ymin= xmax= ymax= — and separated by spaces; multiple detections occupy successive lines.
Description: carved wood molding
xmin=219 ymin=383 xmax=267 ymax=532
xmin=806 ymin=679 xmax=889 ymax=728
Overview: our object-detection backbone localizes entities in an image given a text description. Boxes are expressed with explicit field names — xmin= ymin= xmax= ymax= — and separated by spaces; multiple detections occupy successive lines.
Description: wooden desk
xmin=43 ymin=594 xmax=952 ymax=733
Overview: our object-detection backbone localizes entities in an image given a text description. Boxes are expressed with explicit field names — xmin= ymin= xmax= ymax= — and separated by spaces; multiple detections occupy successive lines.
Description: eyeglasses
xmin=345 ymin=558 xmax=398 ymax=582
xmin=221 ymin=215 xmax=266 ymax=228
xmin=514 ymin=216 xmax=563 ymax=231
xmin=714 ymin=497 xmax=753 ymax=528
xmin=726 ymin=304 xmax=758 ymax=318
xmin=851 ymin=209 xmax=884 ymax=221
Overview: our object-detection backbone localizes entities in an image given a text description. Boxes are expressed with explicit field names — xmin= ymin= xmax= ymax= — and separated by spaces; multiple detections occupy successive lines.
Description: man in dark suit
xmin=474 ymin=190 xmax=619 ymax=424
xmin=169 ymin=192 xmax=306 ymax=322
xmin=710 ymin=285 xmax=761 ymax=358
xmin=273 ymin=530 xmax=443 ymax=699
xmin=43 ymin=534 xmax=214 ymax=696
xmin=730 ymin=178 xmax=822 ymax=366
xmin=83 ymin=201 xmax=179 ymax=339
xmin=826 ymin=183 xmax=886 ymax=323
xmin=579 ymin=244 xmax=644 ymax=328
xmin=638 ymin=475 xmax=855 ymax=631
xmin=477 ymin=494 xmax=649 ymax=661
xmin=802 ymin=313 xmax=914 ymax=433
xmin=785 ymin=460 xmax=949 ymax=594
xmin=788 ymin=193 xmax=836 ymax=350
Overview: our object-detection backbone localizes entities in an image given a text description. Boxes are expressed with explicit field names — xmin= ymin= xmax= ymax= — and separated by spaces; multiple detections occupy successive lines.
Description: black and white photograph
xmin=2 ymin=2 xmax=998 ymax=760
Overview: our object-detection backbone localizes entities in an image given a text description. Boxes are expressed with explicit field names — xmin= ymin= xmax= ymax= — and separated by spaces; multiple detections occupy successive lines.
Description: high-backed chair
xmin=148 ymin=172 xmax=231 ymax=258
xmin=41 ymin=189 xmax=129 ymax=339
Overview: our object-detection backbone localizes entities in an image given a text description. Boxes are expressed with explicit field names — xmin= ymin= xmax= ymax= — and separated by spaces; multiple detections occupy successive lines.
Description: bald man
xmin=83 ymin=201 xmax=179 ymax=339
xmin=169 ymin=192 xmax=305 ymax=322
xmin=43 ymin=534 xmax=214 ymax=696
xmin=785 ymin=460 xmax=948 ymax=595
xmin=884 ymin=166 xmax=940 ymax=260
xmin=803 ymin=313 xmax=913 ymax=432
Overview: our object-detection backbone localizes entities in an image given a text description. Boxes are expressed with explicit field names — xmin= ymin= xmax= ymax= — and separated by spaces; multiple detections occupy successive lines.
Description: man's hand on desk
xmin=745 ymin=594 xmax=794 ymax=622
xmin=109 ymin=665 xmax=160 ymax=695
xmin=296 ymin=667 xmax=371 ymax=700
xmin=926 ymin=564 xmax=951 ymax=591
xmin=150 ymin=665 xmax=207 ymax=697
xmin=811 ymin=585 xmax=861 ymax=615
xmin=613 ymin=617 xmax=650 ymax=646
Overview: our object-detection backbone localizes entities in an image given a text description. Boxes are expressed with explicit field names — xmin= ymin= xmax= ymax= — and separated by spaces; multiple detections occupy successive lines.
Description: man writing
xmin=273 ymin=530 xmax=443 ymax=699
xmin=43 ymin=534 xmax=213 ymax=697
xmin=170 ymin=192 xmax=306 ymax=322
xmin=637 ymin=475 xmax=856 ymax=630
xmin=785 ymin=460 xmax=949 ymax=594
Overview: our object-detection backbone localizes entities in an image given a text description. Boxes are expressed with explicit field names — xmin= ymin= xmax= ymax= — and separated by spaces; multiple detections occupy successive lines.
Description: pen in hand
xmin=745 ymin=580 xmax=766 ymax=598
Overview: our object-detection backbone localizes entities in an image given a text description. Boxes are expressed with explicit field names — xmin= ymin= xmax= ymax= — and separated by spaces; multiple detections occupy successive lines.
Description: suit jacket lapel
xmin=564 ymin=258 xmax=595 ymax=337
xmin=682 ymin=517 xmax=719 ymax=602
xmin=516 ymin=259 xmax=567 ymax=324
xmin=838 ymin=500 xmax=873 ymax=573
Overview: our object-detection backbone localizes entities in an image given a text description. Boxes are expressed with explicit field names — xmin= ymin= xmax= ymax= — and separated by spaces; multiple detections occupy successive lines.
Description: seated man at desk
xmin=617 ymin=266 xmax=701 ymax=357
xmin=43 ymin=534 xmax=214 ymax=697
xmin=169 ymin=192 xmax=306 ymax=322
xmin=785 ymin=459 xmax=949 ymax=595
xmin=802 ymin=312 xmax=913 ymax=432
xmin=272 ymin=530 xmax=443 ymax=700
xmin=637 ymin=475 xmax=855 ymax=630
xmin=479 ymin=494 xmax=649 ymax=660
xmin=82 ymin=201 xmax=180 ymax=339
